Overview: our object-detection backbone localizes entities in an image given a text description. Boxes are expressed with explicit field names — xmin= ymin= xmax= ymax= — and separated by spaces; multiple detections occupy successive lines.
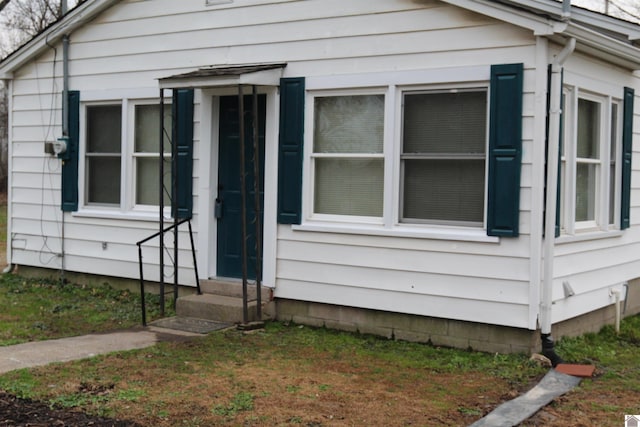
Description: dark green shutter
xmin=487 ymin=63 xmax=523 ymax=237
xmin=621 ymin=87 xmax=634 ymax=230
xmin=172 ymin=89 xmax=194 ymax=219
xmin=61 ymin=90 xmax=79 ymax=212
xmin=277 ymin=77 xmax=305 ymax=224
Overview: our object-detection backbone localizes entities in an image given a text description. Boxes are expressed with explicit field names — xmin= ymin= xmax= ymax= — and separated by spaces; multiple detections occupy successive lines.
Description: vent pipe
xmin=562 ymin=0 xmax=571 ymax=20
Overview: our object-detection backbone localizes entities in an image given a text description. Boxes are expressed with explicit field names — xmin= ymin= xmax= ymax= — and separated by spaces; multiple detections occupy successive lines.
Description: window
xmin=133 ymin=104 xmax=172 ymax=206
xmin=311 ymin=94 xmax=384 ymax=217
xmin=560 ymin=88 xmax=622 ymax=233
xmin=281 ymin=65 xmax=523 ymax=237
xmin=82 ymin=99 xmax=173 ymax=213
xmin=401 ymin=89 xmax=487 ymax=225
xmin=308 ymin=87 xmax=491 ymax=228
xmin=85 ymin=105 xmax=122 ymax=206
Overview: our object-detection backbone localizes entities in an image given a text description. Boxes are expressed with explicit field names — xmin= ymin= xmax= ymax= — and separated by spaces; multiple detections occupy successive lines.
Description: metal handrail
xmin=136 ymin=218 xmax=200 ymax=326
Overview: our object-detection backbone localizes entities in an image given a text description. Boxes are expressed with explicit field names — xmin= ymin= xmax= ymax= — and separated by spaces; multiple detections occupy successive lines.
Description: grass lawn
xmin=0 ymin=272 xmax=637 ymax=426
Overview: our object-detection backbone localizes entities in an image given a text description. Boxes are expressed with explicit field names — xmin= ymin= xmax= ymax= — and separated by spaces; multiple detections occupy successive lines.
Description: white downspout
xmin=541 ymin=37 xmax=575 ymax=365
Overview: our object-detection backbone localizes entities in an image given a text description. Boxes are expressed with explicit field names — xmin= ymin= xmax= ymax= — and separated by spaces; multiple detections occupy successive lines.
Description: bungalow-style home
xmin=1 ymin=0 xmax=640 ymax=360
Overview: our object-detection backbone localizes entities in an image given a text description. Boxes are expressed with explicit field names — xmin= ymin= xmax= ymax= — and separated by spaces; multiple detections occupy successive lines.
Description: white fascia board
xmin=0 ymin=0 xmax=119 ymax=78
xmin=564 ymin=23 xmax=640 ymax=70
xmin=440 ymin=0 xmax=566 ymax=35
xmin=506 ymin=0 xmax=640 ymax=41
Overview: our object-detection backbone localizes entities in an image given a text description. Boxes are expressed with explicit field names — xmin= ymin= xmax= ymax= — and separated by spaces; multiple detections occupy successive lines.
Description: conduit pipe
xmin=541 ymin=37 xmax=576 ymax=366
xmin=59 ymin=33 xmax=70 ymax=284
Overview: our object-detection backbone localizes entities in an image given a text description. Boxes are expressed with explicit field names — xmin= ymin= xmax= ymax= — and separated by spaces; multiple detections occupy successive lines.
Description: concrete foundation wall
xmin=275 ymin=299 xmax=539 ymax=354
xmin=553 ymin=278 xmax=640 ymax=339
xmin=276 ymin=277 xmax=640 ymax=355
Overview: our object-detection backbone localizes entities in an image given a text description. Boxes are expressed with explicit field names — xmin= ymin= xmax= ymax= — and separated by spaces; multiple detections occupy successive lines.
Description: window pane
xmin=576 ymin=162 xmax=596 ymax=222
xmin=135 ymin=104 xmax=172 ymax=153
xmin=136 ymin=157 xmax=171 ymax=205
xmin=314 ymin=95 xmax=384 ymax=153
xmin=403 ymin=91 xmax=486 ymax=154
xmin=87 ymin=105 xmax=121 ymax=153
xmin=87 ymin=157 xmax=121 ymax=204
xmin=314 ymin=158 xmax=383 ymax=216
xmin=609 ymin=103 xmax=618 ymax=225
xmin=403 ymin=159 xmax=485 ymax=223
xmin=577 ymin=99 xmax=600 ymax=159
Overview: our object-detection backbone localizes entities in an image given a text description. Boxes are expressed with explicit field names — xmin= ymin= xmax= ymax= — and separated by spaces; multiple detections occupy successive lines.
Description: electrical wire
xmin=35 ymin=35 xmax=63 ymax=266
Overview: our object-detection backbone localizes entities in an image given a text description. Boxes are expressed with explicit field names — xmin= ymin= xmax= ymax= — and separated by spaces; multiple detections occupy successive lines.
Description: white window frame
xmin=128 ymin=99 xmax=172 ymax=212
xmin=304 ymin=87 xmax=388 ymax=225
xmin=300 ymin=69 xmax=496 ymax=243
xmin=81 ymin=100 xmax=124 ymax=210
xmin=560 ymin=85 xmax=622 ymax=235
xmin=77 ymin=92 xmax=172 ymax=220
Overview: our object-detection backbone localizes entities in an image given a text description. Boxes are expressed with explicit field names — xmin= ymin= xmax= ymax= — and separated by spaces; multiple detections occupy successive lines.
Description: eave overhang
xmin=441 ymin=0 xmax=640 ymax=71
xmin=159 ymin=63 xmax=287 ymax=89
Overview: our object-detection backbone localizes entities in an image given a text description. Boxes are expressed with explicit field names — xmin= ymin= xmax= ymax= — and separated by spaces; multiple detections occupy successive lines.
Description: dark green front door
xmin=216 ymin=94 xmax=266 ymax=279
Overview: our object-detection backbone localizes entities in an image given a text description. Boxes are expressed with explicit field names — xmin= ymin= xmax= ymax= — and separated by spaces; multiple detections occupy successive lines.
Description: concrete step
xmin=199 ymin=278 xmax=271 ymax=301
xmin=176 ymin=293 xmax=259 ymax=324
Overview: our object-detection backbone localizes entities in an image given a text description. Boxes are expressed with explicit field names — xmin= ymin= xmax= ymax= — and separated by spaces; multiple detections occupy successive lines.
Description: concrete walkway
xmin=0 ymin=326 xmax=203 ymax=374
xmin=469 ymin=369 xmax=582 ymax=427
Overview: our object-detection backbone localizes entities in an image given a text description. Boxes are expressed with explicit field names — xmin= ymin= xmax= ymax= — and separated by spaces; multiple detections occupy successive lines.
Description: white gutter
xmin=541 ymin=37 xmax=576 ymax=336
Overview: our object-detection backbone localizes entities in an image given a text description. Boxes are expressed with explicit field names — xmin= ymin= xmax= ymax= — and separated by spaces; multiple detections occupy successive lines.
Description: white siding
xmin=7 ymin=0 xmax=639 ymax=330
xmin=8 ymin=0 xmax=538 ymax=326
xmin=550 ymin=51 xmax=640 ymax=324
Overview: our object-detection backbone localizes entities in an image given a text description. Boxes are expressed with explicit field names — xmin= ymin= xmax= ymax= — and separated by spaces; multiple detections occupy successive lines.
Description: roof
xmin=159 ymin=63 xmax=288 ymax=89
xmin=2 ymin=0 xmax=640 ymax=78
xmin=440 ymin=0 xmax=640 ymax=69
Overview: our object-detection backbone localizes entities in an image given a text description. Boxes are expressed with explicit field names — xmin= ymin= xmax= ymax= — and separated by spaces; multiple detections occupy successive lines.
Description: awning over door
xmin=158 ymin=63 xmax=287 ymax=89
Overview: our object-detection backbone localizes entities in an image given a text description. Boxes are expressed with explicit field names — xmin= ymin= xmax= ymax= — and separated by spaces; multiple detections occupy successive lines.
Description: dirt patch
xmin=0 ymin=391 xmax=140 ymax=426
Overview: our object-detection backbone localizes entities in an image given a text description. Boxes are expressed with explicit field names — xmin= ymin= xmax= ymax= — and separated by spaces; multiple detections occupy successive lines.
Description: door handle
xmin=214 ymin=198 xmax=223 ymax=219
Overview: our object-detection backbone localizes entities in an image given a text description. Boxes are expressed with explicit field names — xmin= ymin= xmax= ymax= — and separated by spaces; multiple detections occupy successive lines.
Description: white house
xmin=1 ymin=0 xmax=640 ymax=359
